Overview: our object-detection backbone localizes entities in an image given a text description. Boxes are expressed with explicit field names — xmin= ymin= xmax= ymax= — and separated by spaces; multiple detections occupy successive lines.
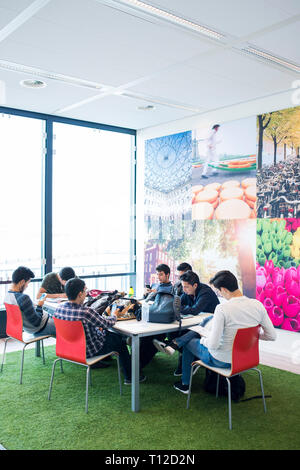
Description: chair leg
xmin=86 ymin=366 xmax=90 ymax=413
xmin=226 ymin=377 xmax=232 ymax=430
xmin=253 ymin=367 xmax=267 ymax=413
xmin=216 ymin=374 xmax=220 ymax=398
xmin=41 ymin=340 xmax=45 ymax=365
xmin=0 ymin=337 xmax=9 ymax=373
xmin=20 ymin=344 xmax=28 ymax=384
xmin=48 ymin=359 xmax=60 ymax=401
xmin=115 ymin=354 xmax=122 ymax=396
xmin=187 ymin=364 xmax=196 ymax=409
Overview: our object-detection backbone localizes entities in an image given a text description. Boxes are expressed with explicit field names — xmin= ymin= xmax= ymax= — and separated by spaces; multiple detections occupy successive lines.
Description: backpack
xmin=148 ymin=285 xmax=181 ymax=325
xmin=204 ymin=369 xmax=246 ymax=402
xmin=84 ymin=290 xmax=124 ymax=314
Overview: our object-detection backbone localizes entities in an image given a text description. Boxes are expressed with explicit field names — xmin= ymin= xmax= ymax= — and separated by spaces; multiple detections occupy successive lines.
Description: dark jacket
xmin=173 ymin=280 xmax=183 ymax=297
xmin=180 ymin=283 xmax=219 ymax=316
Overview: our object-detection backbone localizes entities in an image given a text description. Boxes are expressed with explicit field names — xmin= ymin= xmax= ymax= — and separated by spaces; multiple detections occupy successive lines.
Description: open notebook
xmin=188 ymin=315 xmax=213 ymax=337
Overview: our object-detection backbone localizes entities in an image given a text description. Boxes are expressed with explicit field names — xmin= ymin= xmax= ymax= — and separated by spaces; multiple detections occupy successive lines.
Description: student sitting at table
xmin=53 ymin=277 xmax=146 ymax=383
xmin=153 ymin=270 xmax=219 ymax=376
xmin=36 ymin=267 xmax=76 ymax=300
xmin=173 ymin=262 xmax=192 ymax=297
xmin=173 ymin=270 xmax=276 ymax=394
xmin=140 ymin=263 xmax=173 ymax=370
xmin=5 ymin=266 xmax=56 ymax=336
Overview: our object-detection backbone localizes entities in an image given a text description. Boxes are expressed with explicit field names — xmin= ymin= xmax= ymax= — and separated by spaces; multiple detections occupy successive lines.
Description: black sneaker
xmin=173 ymin=381 xmax=189 ymax=394
xmin=124 ymin=375 xmax=147 ymax=385
xmin=173 ymin=365 xmax=182 ymax=376
xmin=201 ymin=174 xmax=208 ymax=179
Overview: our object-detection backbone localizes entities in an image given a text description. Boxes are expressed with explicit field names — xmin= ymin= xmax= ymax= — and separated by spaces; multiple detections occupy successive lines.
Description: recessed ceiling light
xmin=242 ymin=46 xmax=300 ymax=73
xmin=102 ymin=0 xmax=225 ymax=41
xmin=137 ymin=105 xmax=155 ymax=111
xmin=20 ymin=79 xmax=47 ymax=88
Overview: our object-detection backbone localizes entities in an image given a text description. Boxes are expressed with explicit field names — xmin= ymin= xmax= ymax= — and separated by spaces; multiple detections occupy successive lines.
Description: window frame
xmin=0 ymin=105 xmax=136 ymax=290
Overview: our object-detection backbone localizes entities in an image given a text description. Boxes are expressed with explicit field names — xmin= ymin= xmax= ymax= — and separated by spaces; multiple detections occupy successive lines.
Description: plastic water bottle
xmin=128 ymin=286 xmax=134 ymax=298
xmin=141 ymin=302 xmax=149 ymax=322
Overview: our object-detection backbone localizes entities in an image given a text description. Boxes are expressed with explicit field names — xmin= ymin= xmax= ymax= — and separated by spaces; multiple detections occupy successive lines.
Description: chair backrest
xmin=4 ymin=303 xmax=24 ymax=342
xmin=231 ymin=325 xmax=260 ymax=375
xmin=53 ymin=318 xmax=87 ymax=363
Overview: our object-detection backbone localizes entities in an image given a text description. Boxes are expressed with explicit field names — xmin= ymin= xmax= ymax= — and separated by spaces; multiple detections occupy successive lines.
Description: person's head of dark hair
xmin=12 ymin=266 xmax=35 ymax=284
xmin=65 ymin=278 xmax=86 ymax=301
xmin=59 ymin=267 xmax=76 ymax=282
xmin=209 ymin=270 xmax=238 ymax=292
xmin=179 ymin=270 xmax=200 ymax=286
xmin=212 ymin=124 xmax=220 ymax=130
xmin=177 ymin=262 xmax=192 ymax=273
xmin=156 ymin=264 xmax=170 ymax=276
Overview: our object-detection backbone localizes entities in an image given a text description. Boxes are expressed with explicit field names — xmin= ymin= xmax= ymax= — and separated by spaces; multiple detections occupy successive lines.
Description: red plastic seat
xmin=1 ymin=303 xmax=51 ymax=384
xmin=48 ymin=317 xmax=122 ymax=413
xmin=187 ymin=325 xmax=267 ymax=429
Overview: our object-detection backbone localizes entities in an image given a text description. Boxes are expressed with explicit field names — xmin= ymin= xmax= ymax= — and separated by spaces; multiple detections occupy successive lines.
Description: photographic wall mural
xmin=144 ymin=105 xmax=300 ymax=334
xmin=191 ymin=116 xmax=257 ymax=221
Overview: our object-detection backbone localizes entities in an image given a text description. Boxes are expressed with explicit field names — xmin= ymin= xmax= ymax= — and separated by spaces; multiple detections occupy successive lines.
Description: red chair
xmin=1 ymin=303 xmax=51 ymax=384
xmin=48 ymin=318 xmax=122 ymax=413
xmin=187 ymin=326 xmax=267 ymax=430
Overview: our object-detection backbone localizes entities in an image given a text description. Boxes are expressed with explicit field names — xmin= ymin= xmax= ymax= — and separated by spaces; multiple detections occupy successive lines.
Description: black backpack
xmin=148 ymin=285 xmax=181 ymax=326
xmin=204 ymin=369 xmax=246 ymax=402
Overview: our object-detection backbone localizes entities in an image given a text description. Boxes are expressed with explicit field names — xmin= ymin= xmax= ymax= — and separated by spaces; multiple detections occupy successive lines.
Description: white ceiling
xmin=0 ymin=0 xmax=299 ymax=130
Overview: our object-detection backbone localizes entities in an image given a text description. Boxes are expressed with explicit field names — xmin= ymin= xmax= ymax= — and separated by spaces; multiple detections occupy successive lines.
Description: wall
xmin=135 ymin=88 xmax=296 ymax=298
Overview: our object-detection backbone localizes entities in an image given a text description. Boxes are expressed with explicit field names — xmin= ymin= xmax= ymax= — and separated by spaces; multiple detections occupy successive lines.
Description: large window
xmin=52 ymin=123 xmax=135 ymax=277
xmin=0 ymin=113 xmax=45 ymax=301
xmin=0 ymin=108 xmax=136 ymax=306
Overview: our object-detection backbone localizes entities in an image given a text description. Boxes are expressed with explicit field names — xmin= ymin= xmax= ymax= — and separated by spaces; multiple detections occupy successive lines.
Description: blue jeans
xmin=34 ymin=316 xmax=56 ymax=337
xmin=176 ymin=330 xmax=201 ymax=348
xmin=181 ymin=338 xmax=231 ymax=385
xmin=172 ymin=315 xmax=215 ymax=350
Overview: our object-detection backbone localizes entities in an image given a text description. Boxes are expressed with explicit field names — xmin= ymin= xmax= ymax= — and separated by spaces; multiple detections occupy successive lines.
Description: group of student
xmin=4 ymin=263 xmax=277 ymax=392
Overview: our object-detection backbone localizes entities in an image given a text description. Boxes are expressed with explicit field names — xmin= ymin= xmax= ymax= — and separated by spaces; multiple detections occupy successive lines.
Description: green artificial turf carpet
xmin=0 ymin=345 xmax=299 ymax=450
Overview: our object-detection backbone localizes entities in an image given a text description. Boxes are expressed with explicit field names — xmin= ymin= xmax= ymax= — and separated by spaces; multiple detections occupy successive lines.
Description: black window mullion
xmin=45 ymin=119 xmax=53 ymax=274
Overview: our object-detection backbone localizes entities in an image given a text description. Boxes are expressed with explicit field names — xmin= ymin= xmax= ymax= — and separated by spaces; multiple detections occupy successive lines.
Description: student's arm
xmin=181 ymin=291 xmax=217 ymax=316
xmin=259 ymin=307 xmax=277 ymax=341
xmin=86 ymin=307 xmax=117 ymax=329
xmin=18 ymin=294 xmax=44 ymax=328
xmin=36 ymin=286 xmax=66 ymax=299
xmin=200 ymin=307 xmax=225 ymax=350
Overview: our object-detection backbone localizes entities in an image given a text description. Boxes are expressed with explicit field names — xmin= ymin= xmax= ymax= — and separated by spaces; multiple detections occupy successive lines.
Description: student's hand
xmin=37 ymin=299 xmax=45 ymax=307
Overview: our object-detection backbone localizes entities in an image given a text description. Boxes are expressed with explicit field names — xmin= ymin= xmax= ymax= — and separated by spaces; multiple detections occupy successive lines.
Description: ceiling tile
xmin=0 ymin=7 xmax=23 ymax=29
xmin=131 ymin=62 xmax=279 ymax=110
xmin=0 ymin=0 xmax=214 ymax=87
xmin=57 ymin=93 xmax=197 ymax=129
xmin=266 ymin=0 xmax=300 ymax=16
xmin=250 ymin=21 xmax=300 ymax=64
xmin=0 ymin=0 xmax=35 ymax=12
xmin=150 ymin=0 xmax=292 ymax=37
xmin=0 ymin=68 xmax=99 ymax=114
xmin=184 ymin=48 xmax=296 ymax=92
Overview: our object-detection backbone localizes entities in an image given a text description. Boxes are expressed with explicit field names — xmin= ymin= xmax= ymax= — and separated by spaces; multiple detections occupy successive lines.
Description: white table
xmin=112 ymin=314 xmax=211 ymax=412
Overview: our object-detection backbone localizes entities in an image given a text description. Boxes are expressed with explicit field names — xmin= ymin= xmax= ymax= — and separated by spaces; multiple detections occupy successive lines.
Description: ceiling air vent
xmin=20 ymin=79 xmax=47 ymax=88
xmin=137 ymin=105 xmax=155 ymax=111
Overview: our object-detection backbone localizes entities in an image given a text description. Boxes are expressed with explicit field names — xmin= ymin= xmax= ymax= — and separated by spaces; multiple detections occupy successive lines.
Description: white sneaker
xmin=153 ymin=339 xmax=176 ymax=356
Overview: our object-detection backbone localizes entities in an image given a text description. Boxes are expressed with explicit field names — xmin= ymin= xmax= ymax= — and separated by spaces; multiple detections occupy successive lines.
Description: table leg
xmin=131 ymin=334 xmax=140 ymax=412
xmin=35 ymin=340 xmax=41 ymax=357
